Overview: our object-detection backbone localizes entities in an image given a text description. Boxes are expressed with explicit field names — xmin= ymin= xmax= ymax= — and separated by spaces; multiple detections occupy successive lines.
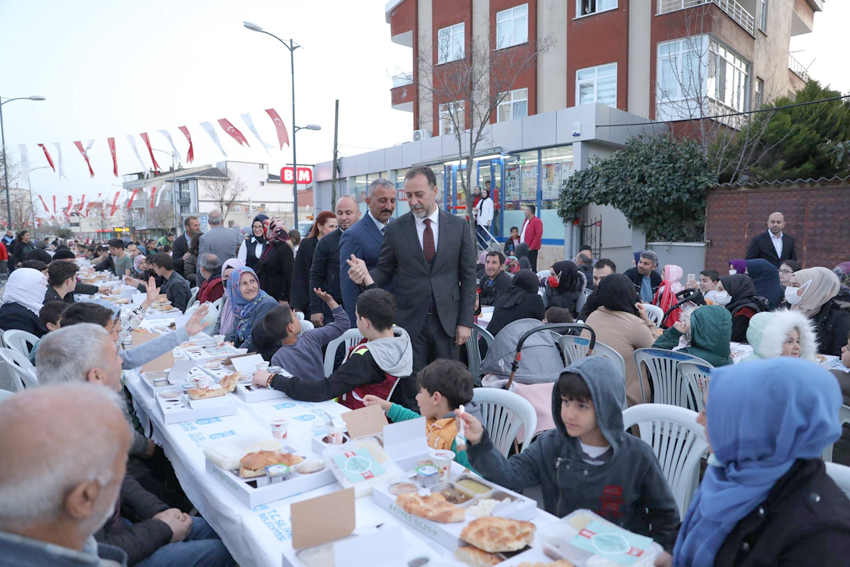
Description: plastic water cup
xmin=270 ymin=418 xmax=289 ymax=439
xmin=429 ymin=449 xmax=455 ymax=481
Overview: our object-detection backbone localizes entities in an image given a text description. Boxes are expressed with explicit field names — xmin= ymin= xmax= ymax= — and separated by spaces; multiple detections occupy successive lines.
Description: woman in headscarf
xmin=132 ymin=254 xmax=147 ymax=277
xmin=745 ymin=258 xmax=782 ymax=308
xmin=653 ymin=264 xmax=685 ymax=327
xmin=743 ymin=309 xmax=819 ymax=362
xmin=213 ymin=258 xmax=244 ymax=337
xmin=514 ymin=243 xmax=532 ymax=271
xmin=716 ymin=274 xmax=765 ymax=343
xmin=485 ymin=270 xmax=545 ymax=338
xmin=834 ymin=262 xmax=850 ymax=297
xmin=291 ymin=211 xmax=336 ymax=315
xmin=476 ymin=251 xmax=488 ymax=281
xmin=789 ymin=267 xmax=850 ymax=356
xmin=653 ymin=305 xmax=733 ymax=367
xmin=542 ymin=260 xmax=586 ymax=318
xmin=728 ymin=259 xmax=747 ymax=275
xmin=504 ymin=256 xmax=520 ymax=275
xmin=224 ymin=265 xmax=278 ymax=348
xmin=0 ymin=268 xmax=48 ymax=336
xmin=237 ymin=213 xmax=269 ymax=272
xmin=585 ymin=273 xmax=660 ymax=406
xmin=256 ymin=217 xmax=295 ymax=303
xmin=671 ymin=358 xmax=850 ymax=567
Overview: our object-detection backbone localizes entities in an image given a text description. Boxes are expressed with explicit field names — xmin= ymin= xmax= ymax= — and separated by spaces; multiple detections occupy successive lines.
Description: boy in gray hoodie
xmin=460 ymin=356 xmax=680 ymax=550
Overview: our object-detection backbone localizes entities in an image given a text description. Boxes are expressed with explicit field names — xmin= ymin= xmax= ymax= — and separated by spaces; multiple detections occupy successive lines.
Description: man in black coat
xmin=479 ymin=251 xmax=512 ymax=306
xmin=623 ymin=250 xmax=662 ymax=303
xmin=309 ymin=196 xmax=360 ymax=326
xmin=745 ymin=211 xmax=797 ymax=269
xmin=172 ymin=215 xmax=200 ymax=278
xmin=347 ymin=166 xmax=477 ymax=409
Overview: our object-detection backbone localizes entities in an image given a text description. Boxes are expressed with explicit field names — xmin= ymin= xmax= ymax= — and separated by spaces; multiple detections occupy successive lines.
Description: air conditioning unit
xmin=412 ymin=129 xmax=430 ymax=142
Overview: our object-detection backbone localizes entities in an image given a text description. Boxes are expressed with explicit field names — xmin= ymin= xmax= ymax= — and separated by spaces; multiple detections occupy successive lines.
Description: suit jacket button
xmin=810 ymin=493 xmax=821 ymax=503
xmin=758 ymin=507 xmax=765 ymax=516
xmin=742 ymin=542 xmax=750 ymax=552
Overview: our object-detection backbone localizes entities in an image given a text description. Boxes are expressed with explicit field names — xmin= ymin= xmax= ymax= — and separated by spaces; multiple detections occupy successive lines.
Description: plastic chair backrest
xmin=323 ymin=328 xmax=366 ymax=378
xmin=825 ymin=462 xmax=850 ymax=499
xmin=186 ymin=287 xmax=200 ymax=309
xmin=633 ymin=348 xmax=711 ymax=407
xmin=642 ymin=304 xmax=664 ymax=326
xmin=822 ymin=404 xmax=850 ymax=462
xmin=472 ymin=387 xmax=538 ymax=457
xmin=623 ymin=403 xmax=709 ymax=518
xmin=3 ymin=329 xmax=39 ymax=358
xmin=298 ymin=320 xmax=315 ymax=337
xmin=678 ymin=362 xmax=714 ymax=413
xmin=557 ymin=336 xmax=627 ymax=405
xmin=0 ymin=347 xmax=38 ymax=390
xmin=0 ymin=389 xmax=15 ymax=403
xmin=468 ymin=324 xmax=494 ymax=383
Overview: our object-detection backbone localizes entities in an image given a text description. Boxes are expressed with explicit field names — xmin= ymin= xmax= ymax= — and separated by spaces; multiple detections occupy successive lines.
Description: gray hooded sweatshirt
xmin=467 ymin=356 xmax=680 ymax=550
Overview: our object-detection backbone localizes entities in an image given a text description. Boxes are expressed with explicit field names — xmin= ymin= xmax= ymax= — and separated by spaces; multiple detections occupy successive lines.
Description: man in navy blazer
xmin=339 ymin=179 xmax=397 ymax=322
xmin=745 ymin=211 xmax=797 ymax=269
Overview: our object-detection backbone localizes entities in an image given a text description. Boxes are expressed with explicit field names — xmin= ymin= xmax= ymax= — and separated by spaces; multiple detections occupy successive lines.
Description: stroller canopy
xmin=479 ymin=319 xmax=565 ymax=385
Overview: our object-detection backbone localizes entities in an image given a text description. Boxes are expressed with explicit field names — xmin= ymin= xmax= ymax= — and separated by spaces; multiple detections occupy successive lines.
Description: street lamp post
xmin=0 ymin=95 xmax=46 ymax=230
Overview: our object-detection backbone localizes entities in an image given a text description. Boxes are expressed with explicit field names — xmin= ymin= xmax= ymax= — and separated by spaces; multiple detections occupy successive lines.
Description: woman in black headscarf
xmin=486 ymin=269 xmax=545 ymax=337
xmin=514 ymin=243 xmax=532 ymax=271
xmin=542 ymin=260 xmax=586 ymax=318
xmin=716 ymin=274 xmax=766 ymax=343
xmin=745 ymin=258 xmax=783 ymax=309
xmin=238 ymin=213 xmax=269 ymax=271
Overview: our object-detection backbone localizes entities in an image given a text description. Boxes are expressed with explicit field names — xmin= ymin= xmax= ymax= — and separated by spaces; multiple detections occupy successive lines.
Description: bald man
xmin=198 ymin=208 xmax=242 ymax=284
xmin=0 ymin=383 xmax=132 ymax=566
xmin=309 ymin=195 xmax=361 ymax=326
xmin=745 ymin=211 xmax=797 ymax=268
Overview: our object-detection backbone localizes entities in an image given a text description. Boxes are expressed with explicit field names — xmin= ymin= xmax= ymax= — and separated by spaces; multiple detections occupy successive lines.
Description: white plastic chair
xmin=472 ymin=387 xmax=537 ymax=456
xmin=641 ymin=303 xmax=664 ymax=327
xmin=0 ymin=347 xmax=38 ymax=391
xmin=0 ymin=389 xmax=15 ymax=403
xmin=822 ymin=404 xmax=850 ymax=462
xmin=558 ymin=336 xmax=626 ymax=376
xmin=323 ymin=328 xmax=365 ymax=377
xmin=3 ymin=330 xmax=39 ymax=358
xmin=633 ymin=348 xmax=711 ymax=407
xmin=467 ymin=324 xmax=494 ymax=384
xmin=825 ymin=462 xmax=850 ymax=499
xmin=186 ymin=286 xmax=200 ymax=308
xmin=298 ymin=320 xmax=315 ymax=337
xmin=678 ymin=361 xmax=714 ymax=413
xmin=623 ymin=403 xmax=709 ymax=518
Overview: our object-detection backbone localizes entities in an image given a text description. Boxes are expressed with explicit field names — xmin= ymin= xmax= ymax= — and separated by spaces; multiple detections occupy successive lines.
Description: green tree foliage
xmin=558 ymin=134 xmax=715 ymax=242
xmin=723 ymin=81 xmax=850 ymax=182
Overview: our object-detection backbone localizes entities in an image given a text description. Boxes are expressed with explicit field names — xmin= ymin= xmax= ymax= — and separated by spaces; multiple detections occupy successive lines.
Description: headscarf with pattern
xmin=227 ymin=266 xmax=272 ymax=343
xmin=261 ymin=217 xmax=290 ymax=261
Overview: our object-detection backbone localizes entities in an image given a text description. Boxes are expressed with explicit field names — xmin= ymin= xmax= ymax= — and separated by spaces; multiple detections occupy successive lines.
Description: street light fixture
xmin=0 ymin=95 xmax=46 ymax=231
xmin=243 ymin=20 xmax=315 ymax=226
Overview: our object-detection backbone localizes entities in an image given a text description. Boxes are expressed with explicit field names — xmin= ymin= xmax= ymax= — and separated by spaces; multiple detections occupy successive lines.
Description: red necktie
xmin=423 ymin=219 xmax=436 ymax=263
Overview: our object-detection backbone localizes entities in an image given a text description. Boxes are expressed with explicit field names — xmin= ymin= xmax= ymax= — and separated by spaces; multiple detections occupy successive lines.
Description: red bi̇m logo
xmin=281 ymin=167 xmax=313 ymax=185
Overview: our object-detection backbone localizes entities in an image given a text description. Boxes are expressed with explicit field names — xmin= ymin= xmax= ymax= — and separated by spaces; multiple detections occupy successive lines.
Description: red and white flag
xmin=159 ymin=130 xmax=182 ymax=164
xmin=217 ymin=118 xmax=251 ymax=148
xmin=38 ymin=195 xmax=49 ymax=213
xmin=86 ymin=193 xmax=101 ymax=217
xmin=140 ymin=133 xmax=161 ymax=175
xmin=52 ymin=195 xmax=57 ymax=214
xmin=150 ymin=186 xmax=157 ymax=209
xmin=126 ymin=189 xmax=139 ymax=210
xmin=78 ymin=194 xmax=86 ymax=213
xmin=178 ymin=126 xmax=194 ymax=163
xmin=73 ymin=141 xmax=96 ymax=177
xmin=265 ymin=108 xmax=290 ymax=149
xmin=110 ymin=191 xmax=121 ymax=216
xmin=108 ymin=137 xmax=118 ymax=177
xmin=37 ymin=144 xmax=56 ymax=172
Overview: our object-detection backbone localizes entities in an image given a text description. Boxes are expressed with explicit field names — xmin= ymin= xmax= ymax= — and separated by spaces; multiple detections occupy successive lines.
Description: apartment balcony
xmin=658 ymin=0 xmax=756 ymax=37
xmin=391 ymin=73 xmax=414 ymax=112
xmin=385 ymin=0 xmax=414 ymax=47
xmin=791 ymin=0 xmax=823 ymax=36
xmin=789 ymin=54 xmax=809 ymax=82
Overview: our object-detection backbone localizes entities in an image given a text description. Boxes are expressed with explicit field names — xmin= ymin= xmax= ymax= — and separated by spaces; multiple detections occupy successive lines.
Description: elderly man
xmin=0 ymin=383 xmax=132 ymax=566
xmin=35 ymin=325 xmax=233 ymax=566
xmin=623 ymin=251 xmax=662 ymax=303
xmin=198 ymin=209 xmax=241 ymax=284
xmin=196 ymin=253 xmax=224 ymax=303
xmin=310 ymin=195 xmax=361 ymax=327
xmin=745 ymin=211 xmax=797 ymax=269
xmin=339 ymin=179 xmax=397 ymax=322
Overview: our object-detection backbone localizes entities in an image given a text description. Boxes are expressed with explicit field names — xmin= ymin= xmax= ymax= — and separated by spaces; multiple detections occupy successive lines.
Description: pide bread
xmin=460 ymin=517 xmax=536 ymax=553
xmin=219 ymin=372 xmax=241 ymax=392
xmin=396 ymin=492 xmax=465 ymax=523
xmin=187 ymin=386 xmax=227 ymax=400
xmin=454 ymin=546 xmax=502 ymax=567
xmin=238 ymin=450 xmax=303 ymax=478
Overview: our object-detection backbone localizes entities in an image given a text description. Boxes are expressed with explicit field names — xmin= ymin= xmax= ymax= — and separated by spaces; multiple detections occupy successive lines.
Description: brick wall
xmin=704 ymin=181 xmax=850 ymax=272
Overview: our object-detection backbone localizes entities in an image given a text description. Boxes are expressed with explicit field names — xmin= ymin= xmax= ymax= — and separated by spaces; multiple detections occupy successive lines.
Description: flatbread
xmin=219 ymin=372 xmax=241 ymax=392
xmin=238 ymin=450 xmax=303 ymax=478
xmin=460 ymin=516 xmax=536 ymax=553
xmin=455 ymin=546 xmax=502 ymax=567
xmin=396 ymin=492 xmax=465 ymax=523
xmin=187 ymin=387 xmax=227 ymax=400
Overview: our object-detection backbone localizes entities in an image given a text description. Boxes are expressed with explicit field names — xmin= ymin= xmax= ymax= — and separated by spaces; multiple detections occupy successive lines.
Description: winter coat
xmin=257 ymin=240 xmax=294 ymax=303
xmin=811 ymin=296 xmax=850 ymax=357
xmin=182 ymin=253 xmax=198 ymax=285
xmin=543 ymin=270 xmax=587 ymax=318
xmin=652 ymin=305 xmax=733 ymax=367
xmin=745 ymin=309 xmax=819 ymax=362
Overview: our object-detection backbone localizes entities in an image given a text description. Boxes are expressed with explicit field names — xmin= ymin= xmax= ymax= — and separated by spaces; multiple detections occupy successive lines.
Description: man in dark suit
xmin=339 ymin=179 xmax=398 ymax=322
xmin=172 ymin=216 xmax=200 ymax=278
xmin=309 ymin=196 xmax=360 ymax=325
xmin=745 ymin=212 xmax=797 ymax=268
xmin=347 ymin=166 xmax=477 ymax=408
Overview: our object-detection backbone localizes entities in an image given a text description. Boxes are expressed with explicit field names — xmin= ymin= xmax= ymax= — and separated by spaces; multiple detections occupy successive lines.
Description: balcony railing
xmin=392 ymin=73 xmax=413 ymax=88
xmin=789 ymin=54 xmax=809 ymax=82
xmin=658 ymin=0 xmax=756 ymax=37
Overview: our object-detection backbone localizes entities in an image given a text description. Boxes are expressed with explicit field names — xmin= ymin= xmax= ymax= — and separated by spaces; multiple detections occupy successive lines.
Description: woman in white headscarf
xmin=789 ymin=267 xmax=850 ymax=356
xmin=0 ymin=268 xmax=49 ymax=336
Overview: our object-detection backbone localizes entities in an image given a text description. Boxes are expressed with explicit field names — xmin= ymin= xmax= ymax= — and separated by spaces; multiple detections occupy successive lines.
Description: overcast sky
xmin=0 ymin=0 xmax=847 ymax=216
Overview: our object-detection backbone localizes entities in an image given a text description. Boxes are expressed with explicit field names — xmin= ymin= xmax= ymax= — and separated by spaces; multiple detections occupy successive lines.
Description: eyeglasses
xmin=778 ymin=269 xmax=793 ymax=275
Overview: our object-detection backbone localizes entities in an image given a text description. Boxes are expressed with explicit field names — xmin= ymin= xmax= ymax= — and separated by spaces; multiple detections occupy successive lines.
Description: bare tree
xmin=202 ymin=168 xmax=246 ymax=221
xmin=414 ymin=33 xmax=554 ymax=244
xmin=147 ymin=201 xmax=177 ymax=231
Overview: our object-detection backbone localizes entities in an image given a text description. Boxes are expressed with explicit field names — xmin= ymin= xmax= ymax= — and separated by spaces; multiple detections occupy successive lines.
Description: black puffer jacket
xmin=812 ymin=296 xmax=850 ymax=356
xmin=543 ymin=268 xmax=587 ymax=318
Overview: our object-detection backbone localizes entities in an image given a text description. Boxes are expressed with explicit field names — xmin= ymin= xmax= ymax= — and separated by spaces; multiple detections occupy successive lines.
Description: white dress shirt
xmin=520 ymin=218 xmax=529 ymax=242
xmin=414 ymin=207 xmax=440 ymax=253
xmin=367 ymin=210 xmax=388 ymax=234
xmin=770 ymin=231 xmax=783 ymax=258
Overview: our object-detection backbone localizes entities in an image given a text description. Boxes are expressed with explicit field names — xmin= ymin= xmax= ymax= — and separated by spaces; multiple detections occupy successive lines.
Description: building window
xmin=754 ymin=77 xmax=764 ymax=108
xmin=707 ymin=41 xmax=750 ymax=113
xmin=496 ymin=4 xmax=528 ymax=49
xmin=657 ymin=37 xmax=703 ymax=104
xmin=439 ymin=101 xmax=465 ymax=135
xmin=577 ymin=0 xmax=617 ymax=17
xmin=437 ymin=23 xmax=465 ymax=64
xmin=576 ymin=63 xmax=617 ymax=107
xmin=758 ymin=0 xmax=768 ymax=33
xmin=259 ymin=181 xmax=265 ymax=186
xmin=497 ymin=88 xmax=529 ymax=122
xmin=258 ymin=164 xmax=264 ymax=170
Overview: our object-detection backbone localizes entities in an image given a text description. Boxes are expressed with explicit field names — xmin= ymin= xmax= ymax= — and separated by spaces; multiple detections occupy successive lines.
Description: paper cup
xmin=270 ymin=418 xmax=289 ymax=439
xmin=326 ymin=422 xmax=345 ymax=445
xmin=256 ymin=361 xmax=270 ymax=372
xmin=429 ymin=449 xmax=455 ymax=481
xmin=214 ymin=335 xmax=225 ymax=346
xmin=196 ymin=377 xmax=212 ymax=390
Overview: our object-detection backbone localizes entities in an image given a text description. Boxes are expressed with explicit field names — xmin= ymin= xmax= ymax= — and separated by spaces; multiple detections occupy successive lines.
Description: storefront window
xmin=540 ymin=146 xmax=573 ymax=239
xmin=352 ymin=176 xmax=368 ymax=214
xmin=503 ymin=151 xmax=538 ymax=239
xmin=434 ymin=166 xmax=446 ymax=210
xmin=394 ymin=168 xmax=409 ymax=217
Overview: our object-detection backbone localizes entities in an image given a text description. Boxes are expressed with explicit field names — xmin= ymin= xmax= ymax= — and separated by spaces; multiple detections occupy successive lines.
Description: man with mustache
xmin=347 ymin=166 xmax=477 ymax=410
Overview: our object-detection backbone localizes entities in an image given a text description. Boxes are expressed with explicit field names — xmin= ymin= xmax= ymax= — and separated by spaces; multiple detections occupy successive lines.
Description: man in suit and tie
xmin=347 ymin=166 xmax=477 ymax=408
xmin=339 ymin=179 xmax=397 ymax=322
xmin=745 ymin=211 xmax=797 ymax=269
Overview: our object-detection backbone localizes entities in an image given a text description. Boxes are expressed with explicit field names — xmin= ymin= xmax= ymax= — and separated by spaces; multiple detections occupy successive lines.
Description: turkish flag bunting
xmin=73 ymin=141 xmax=95 ymax=177
xmin=37 ymin=144 xmax=56 ymax=172
xmin=139 ymin=133 xmax=161 ymax=175
xmin=78 ymin=195 xmax=86 ymax=212
xmin=217 ymin=118 xmax=251 ymax=147
xmin=265 ymin=108 xmax=290 ymax=149
xmin=126 ymin=189 xmax=139 ymax=210
xmin=178 ymin=126 xmax=194 ymax=163
xmin=108 ymin=137 xmax=118 ymax=177
xmin=38 ymin=196 xmax=49 ymax=213
xmin=110 ymin=191 xmax=121 ymax=217
xmin=52 ymin=196 xmax=57 ymax=214
xmin=150 ymin=187 xmax=157 ymax=209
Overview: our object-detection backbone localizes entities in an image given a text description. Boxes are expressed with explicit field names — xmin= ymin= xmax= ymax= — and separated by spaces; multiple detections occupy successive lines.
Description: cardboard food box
xmin=236 ymin=381 xmax=290 ymax=403
xmin=180 ymin=343 xmax=245 ymax=363
xmin=155 ymin=389 xmax=238 ymax=424
xmin=372 ymin=474 xmax=538 ymax=551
